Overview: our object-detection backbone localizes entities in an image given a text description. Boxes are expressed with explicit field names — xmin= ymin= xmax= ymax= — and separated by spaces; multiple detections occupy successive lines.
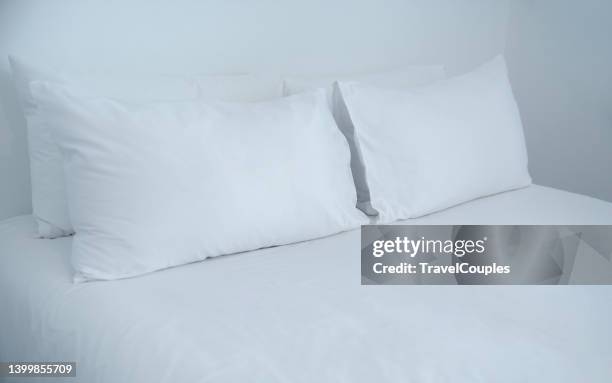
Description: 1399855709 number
xmin=0 ymin=362 xmax=76 ymax=377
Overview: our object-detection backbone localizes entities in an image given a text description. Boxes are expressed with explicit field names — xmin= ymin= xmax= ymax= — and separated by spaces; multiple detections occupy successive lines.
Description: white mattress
xmin=1 ymin=185 xmax=612 ymax=382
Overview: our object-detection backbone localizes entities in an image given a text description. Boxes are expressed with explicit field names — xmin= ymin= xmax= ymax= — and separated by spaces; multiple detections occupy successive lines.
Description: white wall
xmin=0 ymin=0 xmax=512 ymax=220
xmin=505 ymin=0 xmax=612 ymax=202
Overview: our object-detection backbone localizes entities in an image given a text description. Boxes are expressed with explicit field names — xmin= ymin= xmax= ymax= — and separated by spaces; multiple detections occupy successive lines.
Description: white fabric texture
xmin=31 ymin=82 xmax=365 ymax=281
xmin=283 ymin=66 xmax=446 ymax=215
xmin=339 ymin=56 xmax=532 ymax=222
xmin=1 ymin=186 xmax=612 ymax=383
xmin=9 ymin=57 xmax=284 ymax=238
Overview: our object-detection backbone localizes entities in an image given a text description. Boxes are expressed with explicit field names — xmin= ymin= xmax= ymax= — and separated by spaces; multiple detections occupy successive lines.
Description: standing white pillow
xmin=195 ymin=74 xmax=283 ymax=102
xmin=9 ymin=56 xmax=201 ymax=238
xmin=9 ymin=57 xmax=284 ymax=238
xmin=31 ymin=82 xmax=365 ymax=281
xmin=338 ymin=56 xmax=532 ymax=222
xmin=282 ymin=65 xmax=445 ymax=98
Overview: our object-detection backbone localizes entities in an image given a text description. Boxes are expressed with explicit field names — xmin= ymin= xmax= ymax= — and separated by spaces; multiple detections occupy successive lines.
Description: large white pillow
xmin=30 ymin=82 xmax=365 ymax=282
xmin=283 ymin=66 xmax=446 ymax=215
xmin=338 ymin=56 xmax=532 ymax=223
xmin=9 ymin=57 xmax=284 ymax=238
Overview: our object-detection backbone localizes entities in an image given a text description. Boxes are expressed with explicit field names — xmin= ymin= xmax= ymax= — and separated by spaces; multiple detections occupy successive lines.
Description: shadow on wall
xmin=505 ymin=0 xmax=612 ymax=202
xmin=0 ymin=68 xmax=31 ymax=219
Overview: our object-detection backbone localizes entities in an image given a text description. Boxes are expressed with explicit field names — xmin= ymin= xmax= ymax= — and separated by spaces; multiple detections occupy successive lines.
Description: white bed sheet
xmin=1 ymin=185 xmax=612 ymax=383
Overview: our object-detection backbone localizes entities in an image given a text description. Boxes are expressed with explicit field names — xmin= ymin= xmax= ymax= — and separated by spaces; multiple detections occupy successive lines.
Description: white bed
xmin=1 ymin=185 xmax=612 ymax=383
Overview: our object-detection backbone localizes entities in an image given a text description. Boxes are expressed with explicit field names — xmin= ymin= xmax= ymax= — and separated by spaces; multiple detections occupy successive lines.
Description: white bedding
xmin=1 ymin=185 xmax=612 ymax=382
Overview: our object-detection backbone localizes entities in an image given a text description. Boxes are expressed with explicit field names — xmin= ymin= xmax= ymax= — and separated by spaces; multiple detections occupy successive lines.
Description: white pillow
xmin=196 ymin=74 xmax=283 ymax=102
xmin=282 ymin=66 xmax=446 ymax=97
xmin=338 ymin=56 xmax=532 ymax=222
xmin=30 ymin=82 xmax=365 ymax=282
xmin=9 ymin=57 xmax=284 ymax=238
xmin=283 ymin=66 xmax=446 ymax=215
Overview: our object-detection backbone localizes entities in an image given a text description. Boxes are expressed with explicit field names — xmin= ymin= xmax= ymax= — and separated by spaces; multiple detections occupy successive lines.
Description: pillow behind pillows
xmin=9 ymin=57 xmax=284 ymax=238
xmin=338 ymin=56 xmax=531 ymax=223
xmin=195 ymin=74 xmax=283 ymax=102
xmin=30 ymin=82 xmax=365 ymax=282
xmin=282 ymin=65 xmax=445 ymax=98
xmin=283 ymin=65 xmax=446 ymax=215
xmin=9 ymin=56 xmax=201 ymax=238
